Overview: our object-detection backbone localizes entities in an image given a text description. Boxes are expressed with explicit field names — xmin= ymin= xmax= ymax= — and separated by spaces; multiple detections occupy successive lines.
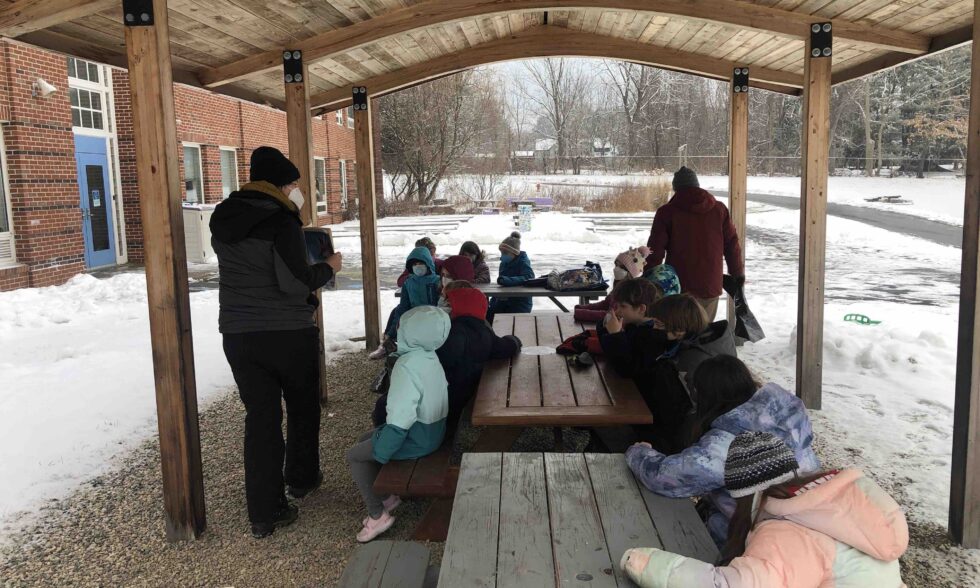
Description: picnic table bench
xmin=339 ymin=540 xmax=435 ymax=588
xmin=373 ymin=444 xmax=458 ymax=541
xmin=438 ymin=452 xmax=718 ymax=587
xmin=394 ymin=283 xmax=606 ymax=312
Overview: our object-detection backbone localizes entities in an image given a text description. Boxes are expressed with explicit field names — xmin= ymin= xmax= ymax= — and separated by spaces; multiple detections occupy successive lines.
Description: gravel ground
xmin=2 ymin=351 xmax=977 ymax=587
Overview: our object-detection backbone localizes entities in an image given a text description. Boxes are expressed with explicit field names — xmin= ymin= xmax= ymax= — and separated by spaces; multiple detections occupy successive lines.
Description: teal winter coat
xmin=373 ymin=306 xmax=451 ymax=463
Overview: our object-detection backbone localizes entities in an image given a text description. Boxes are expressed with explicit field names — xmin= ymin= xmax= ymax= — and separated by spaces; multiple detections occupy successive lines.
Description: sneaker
xmin=382 ymin=495 xmax=402 ymax=514
xmin=356 ymin=511 xmax=395 ymax=543
xmin=286 ymin=471 xmax=323 ymax=499
xmin=368 ymin=344 xmax=388 ymax=360
xmin=250 ymin=502 xmax=299 ymax=539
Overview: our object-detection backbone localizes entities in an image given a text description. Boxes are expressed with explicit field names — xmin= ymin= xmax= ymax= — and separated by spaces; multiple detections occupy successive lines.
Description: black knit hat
xmin=249 ymin=146 xmax=300 ymax=187
xmin=672 ymin=166 xmax=699 ymax=190
xmin=724 ymin=431 xmax=799 ymax=498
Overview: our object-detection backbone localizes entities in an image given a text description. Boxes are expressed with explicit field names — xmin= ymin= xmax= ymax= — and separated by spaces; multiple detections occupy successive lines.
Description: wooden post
xmin=353 ymin=87 xmax=382 ymax=350
xmin=727 ymin=67 xmax=749 ymax=324
xmin=284 ymin=49 xmax=329 ymax=404
xmin=122 ymin=0 xmax=205 ymax=541
xmin=950 ymin=5 xmax=980 ymax=549
xmin=796 ymin=23 xmax=832 ymax=410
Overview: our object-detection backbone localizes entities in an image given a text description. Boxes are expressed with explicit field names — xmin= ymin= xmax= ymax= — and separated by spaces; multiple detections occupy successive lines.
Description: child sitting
xmin=459 ymin=241 xmax=491 ymax=284
xmin=396 ymin=237 xmax=442 ymax=287
xmin=574 ymin=246 xmax=650 ymax=323
xmin=488 ymin=231 xmax=534 ymax=319
xmin=346 ymin=306 xmax=451 ymax=542
xmin=371 ymin=246 xmax=441 ymax=359
xmin=437 ymin=284 xmax=522 ymax=432
xmin=437 ymin=256 xmax=477 ymax=312
xmin=625 ymin=355 xmax=820 ymax=544
xmin=622 ymin=431 xmax=906 ymax=588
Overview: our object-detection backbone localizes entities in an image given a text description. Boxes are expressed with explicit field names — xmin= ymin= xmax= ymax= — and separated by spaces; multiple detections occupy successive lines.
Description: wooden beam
xmin=727 ymin=68 xmax=748 ymax=325
xmin=122 ymin=0 xmax=205 ymax=541
xmin=310 ymin=28 xmax=802 ymax=111
xmin=950 ymin=2 xmax=980 ymax=550
xmin=199 ymin=0 xmax=927 ymax=88
xmin=796 ymin=27 xmax=831 ymax=411
xmin=833 ymin=24 xmax=973 ymax=86
xmin=354 ymin=88 xmax=382 ymax=350
xmin=0 ymin=0 xmax=116 ymax=37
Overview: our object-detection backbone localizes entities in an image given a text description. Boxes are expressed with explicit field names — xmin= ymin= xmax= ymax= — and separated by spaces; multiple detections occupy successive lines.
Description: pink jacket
xmin=622 ymin=469 xmax=908 ymax=588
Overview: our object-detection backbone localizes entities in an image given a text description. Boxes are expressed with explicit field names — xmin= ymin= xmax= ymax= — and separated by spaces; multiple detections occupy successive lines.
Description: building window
xmin=0 ymin=149 xmax=11 ymax=264
xmin=69 ymin=87 xmax=105 ymax=130
xmin=314 ymin=157 xmax=327 ymax=212
xmin=220 ymin=148 xmax=238 ymax=198
xmin=346 ymin=106 xmax=354 ymax=128
xmin=339 ymin=159 xmax=348 ymax=210
xmin=336 ymin=110 xmax=344 ymax=126
xmin=182 ymin=145 xmax=203 ymax=203
xmin=67 ymin=57 xmax=101 ymax=84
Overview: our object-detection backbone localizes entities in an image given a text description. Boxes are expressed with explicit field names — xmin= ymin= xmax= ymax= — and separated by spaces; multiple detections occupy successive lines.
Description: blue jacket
xmin=492 ymin=251 xmax=534 ymax=314
xmin=625 ymin=383 xmax=821 ymax=543
xmin=401 ymin=246 xmax=441 ymax=308
xmin=373 ymin=306 xmax=451 ymax=463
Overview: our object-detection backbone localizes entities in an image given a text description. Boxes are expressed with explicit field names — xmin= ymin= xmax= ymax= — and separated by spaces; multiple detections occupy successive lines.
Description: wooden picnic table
xmin=438 ymin=452 xmax=718 ymax=587
xmin=471 ymin=313 xmax=652 ymax=427
xmin=394 ymin=283 xmax=607 ymax=312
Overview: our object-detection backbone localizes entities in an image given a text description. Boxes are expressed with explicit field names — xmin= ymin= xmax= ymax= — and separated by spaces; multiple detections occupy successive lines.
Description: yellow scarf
xmin=241 ymin=180 xmax=299 ymax=213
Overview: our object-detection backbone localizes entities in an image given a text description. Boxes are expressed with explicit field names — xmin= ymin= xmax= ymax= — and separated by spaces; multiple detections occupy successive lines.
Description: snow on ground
xmin=0 ymin=204 xmax=964 ymax=539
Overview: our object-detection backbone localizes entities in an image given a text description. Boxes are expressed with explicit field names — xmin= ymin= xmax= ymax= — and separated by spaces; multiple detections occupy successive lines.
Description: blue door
xmin=75 ymin=135 xmax=117 ymax=267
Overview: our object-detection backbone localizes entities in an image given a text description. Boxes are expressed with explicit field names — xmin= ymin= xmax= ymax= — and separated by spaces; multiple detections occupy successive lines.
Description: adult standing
xmin=210 ymin=146 xmax=342 ymax=538
xmin=645 ymin=167 xmax=744 ymax=321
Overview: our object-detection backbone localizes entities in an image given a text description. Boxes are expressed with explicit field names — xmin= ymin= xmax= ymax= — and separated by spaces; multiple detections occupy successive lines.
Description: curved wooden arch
xmin=309 ymin=27 xmax=802 ymax=112
xmin=199 ymin=0 xmax=927 ymax=88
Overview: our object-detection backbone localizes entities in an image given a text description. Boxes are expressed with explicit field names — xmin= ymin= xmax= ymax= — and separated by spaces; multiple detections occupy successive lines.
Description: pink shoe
xmin=382 ymin=495 xmax=402 ymax=513
xmin=356 ymin=511 xmax=395 ymax=543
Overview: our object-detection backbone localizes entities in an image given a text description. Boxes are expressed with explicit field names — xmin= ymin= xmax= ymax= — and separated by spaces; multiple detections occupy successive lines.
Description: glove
xmin=734 ymin=275 xmax=746 ymax=289
xmin=497 ymin=276 xmax=506 ymax=285
xmin=503 ymin=334 xmax=522 ymax=352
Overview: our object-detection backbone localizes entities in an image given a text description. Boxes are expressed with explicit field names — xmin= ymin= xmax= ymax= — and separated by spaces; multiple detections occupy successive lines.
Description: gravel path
xmin=2 ymin=351 xmax=977 ymax=586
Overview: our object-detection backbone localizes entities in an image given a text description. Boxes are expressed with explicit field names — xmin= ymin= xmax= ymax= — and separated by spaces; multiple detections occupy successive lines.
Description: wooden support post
xmin=728 ymin=67 xmax=749 ymax=324
xmin=353 ymin=87 xmax=382 ymax=350
xmin=950 ymin=5 xmax=980 ymax=549
xmin=122 ymin=0 xmax=205 ymax=541
xmin=796 ymin=23 xmax=832 ymax=410
xmin=284 ymin=49 xmax=329 ymax=404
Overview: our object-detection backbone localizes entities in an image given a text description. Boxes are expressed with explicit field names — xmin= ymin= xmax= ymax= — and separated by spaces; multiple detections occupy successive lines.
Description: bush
xmin=585 ymin=179 xmax=671 ymax=213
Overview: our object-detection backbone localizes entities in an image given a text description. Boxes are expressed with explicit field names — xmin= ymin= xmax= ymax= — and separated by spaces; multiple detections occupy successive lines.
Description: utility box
xmin=182 ymin=203 xmax=217 ymax=263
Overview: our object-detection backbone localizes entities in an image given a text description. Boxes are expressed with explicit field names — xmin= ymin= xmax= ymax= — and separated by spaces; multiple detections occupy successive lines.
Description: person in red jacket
xmin=645 ymin=167 xmax=744 ymax=321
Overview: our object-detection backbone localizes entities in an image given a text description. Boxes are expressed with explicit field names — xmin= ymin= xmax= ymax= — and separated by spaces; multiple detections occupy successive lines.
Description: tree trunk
xmin=865 ymin=82 xmax=874 ymax=177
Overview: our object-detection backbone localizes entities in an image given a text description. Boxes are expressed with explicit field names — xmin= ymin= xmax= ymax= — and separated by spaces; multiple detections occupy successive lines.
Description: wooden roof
xmin=1 ymin=0 xmax=973 ymax=111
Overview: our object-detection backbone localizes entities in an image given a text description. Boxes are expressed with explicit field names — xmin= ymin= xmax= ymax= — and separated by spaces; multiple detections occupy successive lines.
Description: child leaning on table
xmin=346 ymin=305 xmax=450 ymax=543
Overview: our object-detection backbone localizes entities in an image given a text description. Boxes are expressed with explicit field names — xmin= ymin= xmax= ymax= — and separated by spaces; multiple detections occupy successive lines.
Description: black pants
xmin=222 ymin=328 xmax=321 ymax=523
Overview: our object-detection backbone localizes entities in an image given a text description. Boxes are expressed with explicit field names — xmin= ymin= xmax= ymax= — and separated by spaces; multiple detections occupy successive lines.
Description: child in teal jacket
xmin=346 ymin=305 xmax=450 ymax=542
xmin=371 ymin=246 xmax=442 ymax=359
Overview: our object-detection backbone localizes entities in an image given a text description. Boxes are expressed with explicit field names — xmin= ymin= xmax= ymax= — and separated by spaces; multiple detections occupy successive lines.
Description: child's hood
xmin=447 ymin=288 xmax=488 ymax=320
xmin=397 ymin=305 xmax=451 ymax=353
xmin=761 ymin=469 xmax=909 ymax=561
xmin=712 ymin=383 xmax=813 ymax=450
xmin=405 ymin=246 xmax=436 ymax=275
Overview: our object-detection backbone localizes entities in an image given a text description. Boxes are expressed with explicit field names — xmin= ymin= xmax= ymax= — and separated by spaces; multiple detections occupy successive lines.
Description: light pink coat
xmin=622 ymin=469 xmax=909 ymax=588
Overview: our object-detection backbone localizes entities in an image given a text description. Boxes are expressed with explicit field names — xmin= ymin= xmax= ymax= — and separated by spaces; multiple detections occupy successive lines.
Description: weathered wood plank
xmin=355 ymin=93 xmax=382 ymax=350
xmin=493 ymin=313 xmax=515 ymax=336
xmin=585 ymin=454 xmax=664 ymax=587
xmin=593 ymin=356 xmax=651 ymax=423
xmin=727 ymin=69 xmax=748 ymax=326
xmin=439 ymin=453 xmax=502 ymax=587
xmin=536 ymin=315 xmax=576 ymax=407
xmin=338 ymin=540 xmax=393 ymax=588
xmin=637 ymin=489 xmax=718 ymax=563
xmin=544 ymin=453 xmax=617 ymax=587
xmin=509 ymin=314 xmax=542 ymax=407
xmin=497 ymin=453 xmax=555 ymax=588
xmin=406 ymin=446 xmax=455 ymax=497
xmin=380 ymin=541 xmax=431 ymax=588
xmin=373 ymin=459 xmax=417 ymax=497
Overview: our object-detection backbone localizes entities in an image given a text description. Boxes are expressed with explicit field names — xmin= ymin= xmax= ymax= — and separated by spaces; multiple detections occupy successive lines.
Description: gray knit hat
xmin=499 ymin=231 xmax=521 ymax=256
xmin=724 ymin=431 xmax=799 ymax=498
xmin=672 ymin=166 xmax=699 ymax=190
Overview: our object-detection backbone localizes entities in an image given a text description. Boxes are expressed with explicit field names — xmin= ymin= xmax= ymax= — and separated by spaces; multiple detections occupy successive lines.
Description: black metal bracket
xmin=283 ymin=50 xmax=304 ymax=84
xmin=122 ymin=0 xmax=154 ymax=26
xmin=809 ymin=22 xmax=833 ymax=58
xmin=733 ymin=68 xmax=749 ymax=94
xmin=352 ymin=87 xmax=368 ymax=111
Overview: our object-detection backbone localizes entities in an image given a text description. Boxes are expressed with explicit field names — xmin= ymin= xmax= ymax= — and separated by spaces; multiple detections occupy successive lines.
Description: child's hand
xmin=651 ymin=318 xmax=665 ymax=330
xmin=631 ymin=441 xmax=653 ymax=450
xmin=605 ymin=311 xmax=623 ymax=334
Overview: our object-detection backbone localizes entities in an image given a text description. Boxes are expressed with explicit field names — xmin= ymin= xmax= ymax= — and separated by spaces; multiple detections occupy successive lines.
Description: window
xmin=314 ymin=157 xmax=327 ymax=212
xmin=69 ymin=87 xmax=105 ymax=130
xmin=339 ymin=159 xmax=348 ymax=210
xmin=220 ymin=148 xmax=238 ymax=198
xmin=67 ymin=57 xmax=101 ymax=84
xmin=182 ymin=145 xmax=203 ymax=203
xmin=346 ymin=106 xmax=354 ymax=128
xmin=0 ymin=149 xmax=13 ymax=264
xmin=336 ymin=110 xmax=344 ymax=126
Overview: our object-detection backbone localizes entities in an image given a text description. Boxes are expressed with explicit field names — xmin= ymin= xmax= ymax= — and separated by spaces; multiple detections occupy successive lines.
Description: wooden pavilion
xmin=3 ymin=0 xmax=978 ymax=547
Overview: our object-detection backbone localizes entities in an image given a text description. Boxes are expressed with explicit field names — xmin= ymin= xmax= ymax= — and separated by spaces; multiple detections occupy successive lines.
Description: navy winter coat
xmin=491 ymin=252 xmax=535 ymax=314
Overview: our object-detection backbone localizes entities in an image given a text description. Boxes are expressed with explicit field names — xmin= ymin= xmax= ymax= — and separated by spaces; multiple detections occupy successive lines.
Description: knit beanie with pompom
xmin=499 ymin=231 xmax=522 ymax=256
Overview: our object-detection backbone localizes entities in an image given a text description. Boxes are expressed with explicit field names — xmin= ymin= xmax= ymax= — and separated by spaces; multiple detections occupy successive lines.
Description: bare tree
xmin=602 ymin=61 xmax=658 ymax=159
xmin=520 ymin=59 xmax=594 ymax=161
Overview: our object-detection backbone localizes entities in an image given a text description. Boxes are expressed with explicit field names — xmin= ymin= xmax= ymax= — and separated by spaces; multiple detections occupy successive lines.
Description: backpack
xmin=546 ymin=262 xmax=608 ymax=292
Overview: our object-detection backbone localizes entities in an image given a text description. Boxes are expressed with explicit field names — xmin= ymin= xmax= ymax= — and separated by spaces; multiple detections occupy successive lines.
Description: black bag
xmin=723 ymin=275 xmax=765 ymax=343
xmin=634 ymin=359 xmax=695 ymax=454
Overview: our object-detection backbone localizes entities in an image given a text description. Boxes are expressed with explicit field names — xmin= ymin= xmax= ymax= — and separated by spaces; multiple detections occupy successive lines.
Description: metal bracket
xmin=122 ymin=0 xmax=154 ymax=26
xmin=733 ymin=68 xmax=749 ymax=94
xmin=352 ymin=87 xmax=368 ymax=111
xmin=809 ymin=22 xmax=833 ymax=58
xmin=283 ymin=50 xmax=304 ymax=84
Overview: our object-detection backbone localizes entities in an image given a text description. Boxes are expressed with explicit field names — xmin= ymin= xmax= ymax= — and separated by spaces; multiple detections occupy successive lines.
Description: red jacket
xmin=644 ymin=187 xmax=744 ymax=299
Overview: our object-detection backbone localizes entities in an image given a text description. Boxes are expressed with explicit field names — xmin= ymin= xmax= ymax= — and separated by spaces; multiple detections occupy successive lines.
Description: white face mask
xmin=442 ymin=276 xmax=452 ymax=288
xmin=287 ymin=188 xmax=305 ymax=210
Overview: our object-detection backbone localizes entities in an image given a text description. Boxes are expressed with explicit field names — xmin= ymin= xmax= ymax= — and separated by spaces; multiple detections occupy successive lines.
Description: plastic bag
xmin=723 ymin=275 xmax=765 ymax=343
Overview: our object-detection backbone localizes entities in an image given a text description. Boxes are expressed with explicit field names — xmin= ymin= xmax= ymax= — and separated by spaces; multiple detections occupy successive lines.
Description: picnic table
xmin=438 ymin=452 xmax=718 ymax=587
xmin=394 ymin=283 xmax=606 ymax=312
xmin=472 ymin=313 xmax=652 ymax=427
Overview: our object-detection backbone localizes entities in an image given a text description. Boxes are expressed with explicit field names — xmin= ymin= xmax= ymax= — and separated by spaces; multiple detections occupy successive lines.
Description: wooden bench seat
xmin=372 ymin=444 xmax=458 ymax=542
xmin=338 ymin=540 xmax=431 ymax=588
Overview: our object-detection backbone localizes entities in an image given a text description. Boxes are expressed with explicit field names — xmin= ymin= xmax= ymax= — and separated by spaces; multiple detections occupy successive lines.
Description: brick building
xmin=0 ymin=39 xmax=359 ymax=292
